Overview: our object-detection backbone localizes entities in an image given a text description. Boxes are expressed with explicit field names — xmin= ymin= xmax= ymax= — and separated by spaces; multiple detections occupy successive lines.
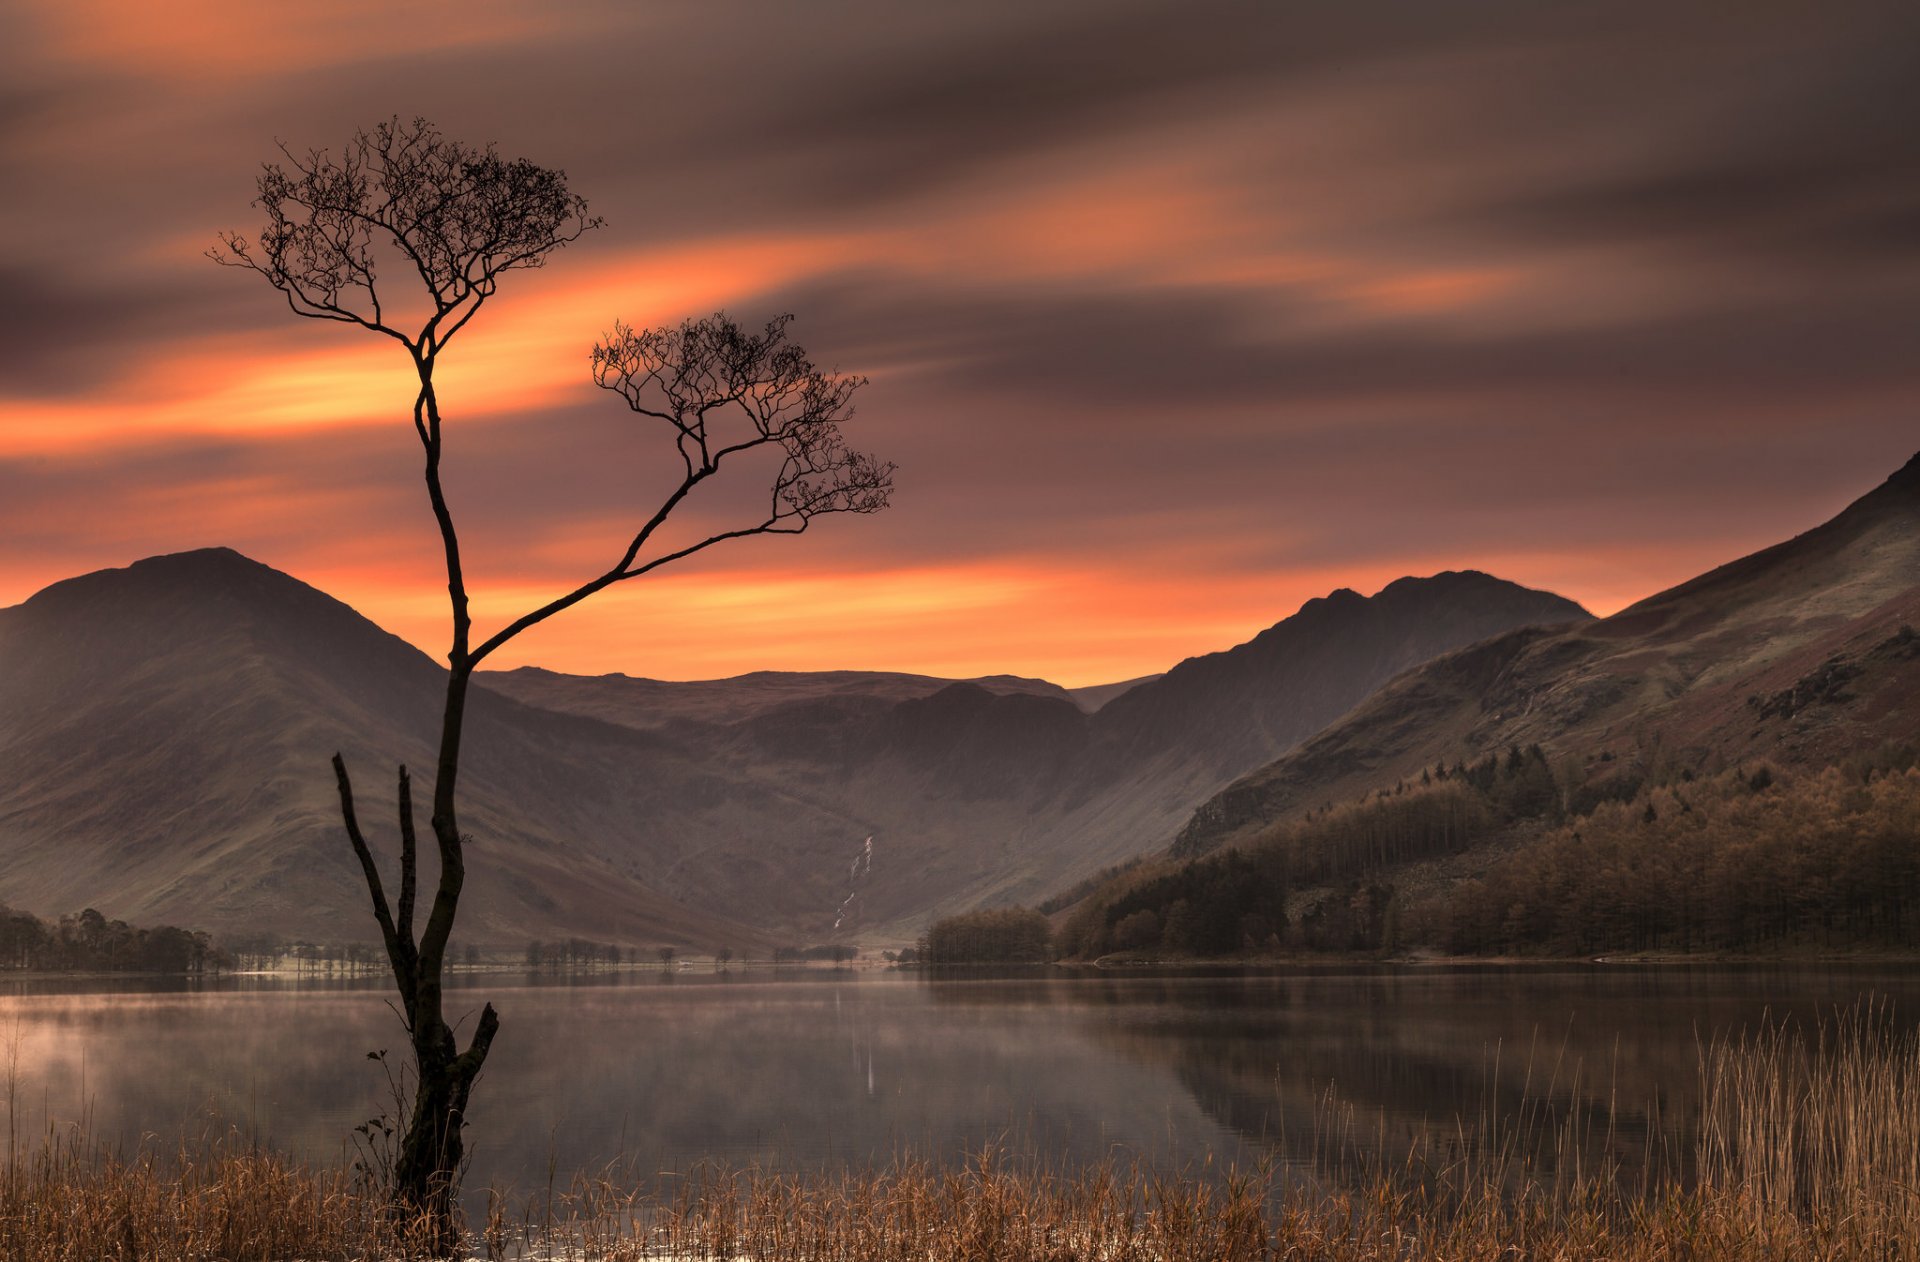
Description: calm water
xmin=2 ymin=965 xmax=1915 ymax=1198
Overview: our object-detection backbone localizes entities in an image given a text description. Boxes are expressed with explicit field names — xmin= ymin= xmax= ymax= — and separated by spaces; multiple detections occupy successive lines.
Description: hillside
xmin=1173 ymin=451 xmax=1920 ymax=858
xmin=1093 ymin=571 xmax=1590 ymax=779
xmin=0 ymin=550 xmax=800 ymax=949
xmin=1059 ymin=748 xmax=1920 ymax=960
xmin=477 ymin=571 xmax=1588 ymax=929
xmin=0 ymin=550 xmax=1582 ymax=945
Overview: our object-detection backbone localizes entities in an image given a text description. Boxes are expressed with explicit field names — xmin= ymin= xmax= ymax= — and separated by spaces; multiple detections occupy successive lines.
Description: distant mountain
xmin=480 ymin=572 xmax=1588 ymax=928
xmin=483 ymin=666 xmax=1073 ymax=731
xmin=1092 ymin=571 xmax=1590 ymax=778
xmin=0 ymin=548 xmax=1588 ymax=946
xmin=1173 ymin=451 xmax=1920 ymax=858
xmin=1066 ymin=675 xmax=1162 ymax=713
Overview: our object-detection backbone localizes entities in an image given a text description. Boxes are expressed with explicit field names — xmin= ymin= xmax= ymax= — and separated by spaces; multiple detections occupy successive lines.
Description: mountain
xmin=0 ymin=548 xmax=1588 ymax=946
xmin=479 ymin=572 xmax=1587 ymax=926
xmin=1173 ymin=451 xmax=1920 ymax=858
xmin=482 ymin=666 xmax=1074 ymax=731
xmin=0 ymin=549 xmax=793 ymax=949
xmin=1091 ymin=571 xmax=1590 ymax=779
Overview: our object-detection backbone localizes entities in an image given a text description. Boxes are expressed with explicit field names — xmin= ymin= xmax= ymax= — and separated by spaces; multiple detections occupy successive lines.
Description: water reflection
xmin=1 ymin=965 xmax=1912 ymax=1201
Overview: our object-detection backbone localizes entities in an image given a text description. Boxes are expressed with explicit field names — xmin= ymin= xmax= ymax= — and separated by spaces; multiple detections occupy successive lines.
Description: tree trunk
xmin=334 ymin=719 xmax=498 ymax=1255
xmin=393 ymin=1001 xmax=499 ymax=1250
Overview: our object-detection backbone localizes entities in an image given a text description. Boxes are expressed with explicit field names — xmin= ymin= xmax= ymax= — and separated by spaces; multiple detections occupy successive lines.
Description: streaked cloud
xmin=1 ymin=0 xmax=1916 ymax=685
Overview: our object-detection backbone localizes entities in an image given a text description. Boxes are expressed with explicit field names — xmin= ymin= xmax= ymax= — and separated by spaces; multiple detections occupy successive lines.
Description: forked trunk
xmin=333 ymin=742 xmax=498 ymax=1256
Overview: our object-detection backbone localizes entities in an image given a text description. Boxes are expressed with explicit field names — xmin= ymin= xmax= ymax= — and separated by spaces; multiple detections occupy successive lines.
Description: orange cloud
xmin=1339 ymin=267 xmax=1518 ymax=316
xmin=1 ymin=334 xmax=416 ymax=455
xmin=5 ymin=144 xmax=1539 ymax=468
xmin=1 ymin=236 xmax=851 ymax=458
xmin=24 ymin=0 xmax=555 ymax=81
xmin=6 ymin=8 xmax=1903 ymax=701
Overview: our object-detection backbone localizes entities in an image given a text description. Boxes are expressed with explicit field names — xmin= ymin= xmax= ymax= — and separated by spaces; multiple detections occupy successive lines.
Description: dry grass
xmin=8 ymin=1012 xmax=1920 ymax=1260
xmin=510 ymin=1154 xmax=1273 ymax=1262
xmin=0 ymin=1128 xmax=405 ymax=1261
xmin=1697 ymin=1004 xmax=1920 ymax=1252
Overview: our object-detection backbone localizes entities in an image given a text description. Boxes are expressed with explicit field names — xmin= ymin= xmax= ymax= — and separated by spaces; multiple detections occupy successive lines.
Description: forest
xmin=1058 ymin=744 xmax=1920 ymax=960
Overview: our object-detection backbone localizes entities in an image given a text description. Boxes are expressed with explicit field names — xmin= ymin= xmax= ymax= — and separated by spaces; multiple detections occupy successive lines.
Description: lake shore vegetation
xmin=6 ymin=1013 xmax=1920 ymax=1260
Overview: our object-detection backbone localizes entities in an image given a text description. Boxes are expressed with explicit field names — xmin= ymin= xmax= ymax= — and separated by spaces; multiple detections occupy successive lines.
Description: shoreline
xmin=1060 ymin=947 xmax=1920 ymax=968
xmin=8 ymin=950 xmax=1918 ymax=987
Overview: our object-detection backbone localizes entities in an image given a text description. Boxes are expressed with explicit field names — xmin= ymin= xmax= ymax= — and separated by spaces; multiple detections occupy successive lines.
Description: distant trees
xmin=213 ymin=116 xmax=891 ymax=1241
xmin=0 ymin=906 xmax=228 ymax=974
xmin=919 ymin=907 xmax=1054 ymax=963
xmin=221 ymin=934 xmax=382 ymax=972
xmin=522 ymin=939 xmax=655 ymax=970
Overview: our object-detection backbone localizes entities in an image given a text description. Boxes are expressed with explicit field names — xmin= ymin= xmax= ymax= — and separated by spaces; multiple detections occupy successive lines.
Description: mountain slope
xmin=0 ymin=551 xmax=1591 ymax=945
xmin=1093 ymin=571 xmax=1590 ymax=776
xmin=1174 ymin=451 xmax=1920 ymax=857
xmin=0 ymin=550 xmax=809 ymax=947
xmin=484 ymin=573 xmax=1590 ymax=927
xmin=1067 ymin=675 xmax=1162 ymax=713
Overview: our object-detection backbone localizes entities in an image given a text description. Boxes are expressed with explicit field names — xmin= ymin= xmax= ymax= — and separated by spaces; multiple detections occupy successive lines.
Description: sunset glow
xmin=3 ymin=1 xmax=1916 ymax=687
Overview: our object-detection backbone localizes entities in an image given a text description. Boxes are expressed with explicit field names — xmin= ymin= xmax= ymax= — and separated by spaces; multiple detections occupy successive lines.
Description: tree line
xmin=917 ymin=907 xmax=1054 ymax=963
xmin=0 ymin=906 xmax=228 ymax=974
xmin=525 ymin=939 xmax=661 ymax=969
xmin=520 ymin=941 xmax=856 ymax=967
xmin=1419 ymin=762 xmax=1920 ymax=954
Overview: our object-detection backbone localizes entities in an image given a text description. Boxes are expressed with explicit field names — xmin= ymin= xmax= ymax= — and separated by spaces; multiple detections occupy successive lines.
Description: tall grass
xmin=1297 ymin=1029 xmax=1663 ymax=1219
xmin=1698 ymin=1004 xmax=1920 ymax=1248
xmin=7 ymin=1010 xmax=1920 ymax=1260
xmin=517 ymin=1153 xmax=1274 ymax=1262
xmin=0 ymin=1127 xmax=401 ymax=1260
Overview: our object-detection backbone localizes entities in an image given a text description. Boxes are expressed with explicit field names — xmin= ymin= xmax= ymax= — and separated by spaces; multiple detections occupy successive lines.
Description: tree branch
xmin=456 ymin=1002 xmax=500 ymax=1079
xmin=464 ymin=311 xmax=891 ymax=668
xmin=397 ymin=765 xmax=418 ymax=950
xmin=467 ymin=472 xmax=703 ymax=666
xmin=332 ymin=754 xmax=413 ymax=1006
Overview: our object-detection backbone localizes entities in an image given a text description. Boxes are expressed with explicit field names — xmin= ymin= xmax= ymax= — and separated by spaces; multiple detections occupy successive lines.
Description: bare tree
xmin=212 ymin=117 xmax=892 ymax=1246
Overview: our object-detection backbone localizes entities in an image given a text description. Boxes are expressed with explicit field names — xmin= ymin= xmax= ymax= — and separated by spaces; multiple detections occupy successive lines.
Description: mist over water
xmin=3 ymin=965 xmax=1915 ymax=1201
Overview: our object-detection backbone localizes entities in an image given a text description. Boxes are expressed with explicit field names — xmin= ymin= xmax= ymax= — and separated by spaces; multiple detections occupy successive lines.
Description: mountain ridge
xmin=0 ymin=550 xmax=1582 ymax=943
xmin=1170 ymin=449 xmax=1920 ymax=858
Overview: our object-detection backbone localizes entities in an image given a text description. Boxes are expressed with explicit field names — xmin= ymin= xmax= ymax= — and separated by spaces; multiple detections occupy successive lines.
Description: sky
xmin=1 ymin=1 xmax=1916 ymax=687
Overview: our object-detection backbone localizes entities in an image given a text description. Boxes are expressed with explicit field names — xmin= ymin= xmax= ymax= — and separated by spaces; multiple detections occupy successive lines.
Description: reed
xmin=1697 ymin=1002 xmax=1920 ymax=1250
xmin=0 ymin=1125 xmax=403 ymax=1260
xmin=5 ymin=1010 xmax=1920 ymax=1260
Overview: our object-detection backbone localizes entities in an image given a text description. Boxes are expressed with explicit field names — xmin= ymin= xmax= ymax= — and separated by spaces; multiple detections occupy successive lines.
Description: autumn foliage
xmin=1061 ymin=746 xmax=1920 ymax=959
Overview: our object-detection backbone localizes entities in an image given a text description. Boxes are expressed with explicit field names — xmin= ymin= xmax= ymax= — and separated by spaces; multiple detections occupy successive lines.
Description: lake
xmin=3 ymin=964 xmax=1914 ymax=1201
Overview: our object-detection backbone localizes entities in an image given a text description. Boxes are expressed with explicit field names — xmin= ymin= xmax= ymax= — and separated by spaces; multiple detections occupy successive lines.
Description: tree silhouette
xmin=213 ymin=117 xmax=892 ymax=1247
